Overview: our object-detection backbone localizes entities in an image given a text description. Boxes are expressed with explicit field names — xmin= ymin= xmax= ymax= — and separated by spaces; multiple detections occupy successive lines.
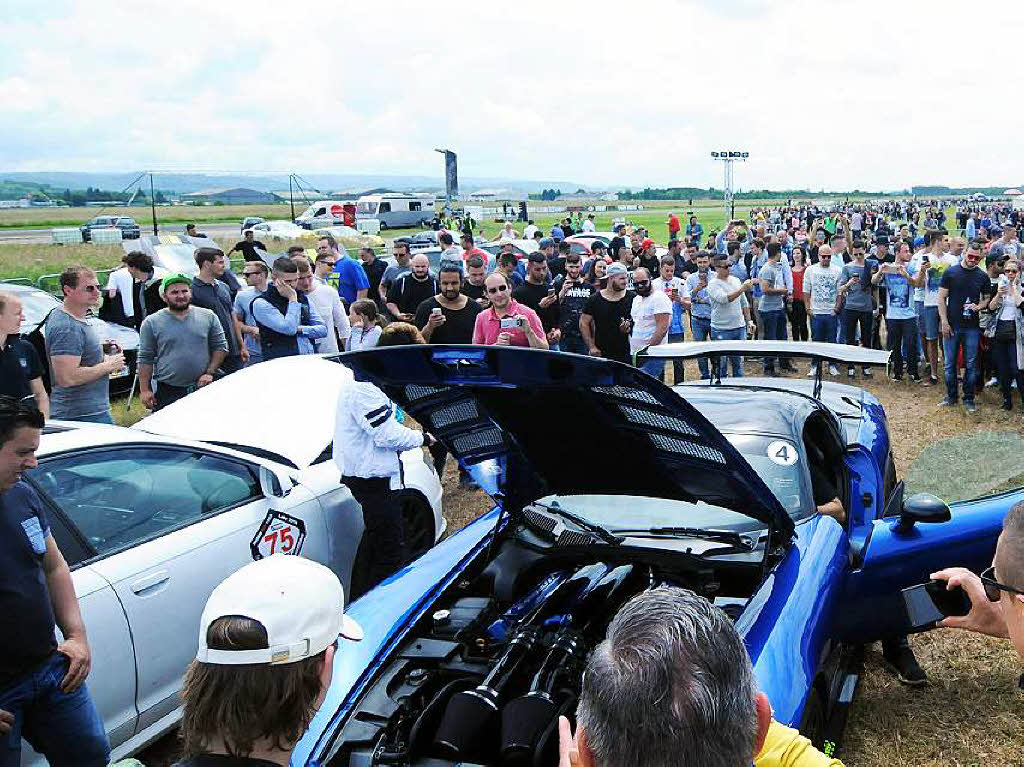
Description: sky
xmin=4 ymin=0 xmax=1024 ymax=191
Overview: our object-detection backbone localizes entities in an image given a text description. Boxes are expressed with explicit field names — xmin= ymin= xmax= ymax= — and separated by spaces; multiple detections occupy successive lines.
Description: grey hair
xmin=576 ymin=586 xmax=758 ymax=767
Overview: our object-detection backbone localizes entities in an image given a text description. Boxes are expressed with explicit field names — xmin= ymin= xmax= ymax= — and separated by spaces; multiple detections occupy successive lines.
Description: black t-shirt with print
xmin=557 ymin=279 xmax=596 ymax=339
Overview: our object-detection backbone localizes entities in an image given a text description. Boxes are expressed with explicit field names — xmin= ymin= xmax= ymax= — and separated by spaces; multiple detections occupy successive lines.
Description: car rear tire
xmin=378 ymin=222 xmax=388 ymax=231
xmin=402 ymin=493 xmax=435 ymax=563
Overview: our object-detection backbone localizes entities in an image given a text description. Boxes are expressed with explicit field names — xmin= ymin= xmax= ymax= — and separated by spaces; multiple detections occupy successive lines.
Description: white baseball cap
xmin=196 ymin=555 xmax=363 ymax=666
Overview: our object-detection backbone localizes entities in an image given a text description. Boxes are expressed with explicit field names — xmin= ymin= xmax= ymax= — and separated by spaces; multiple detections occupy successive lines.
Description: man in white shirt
xmin=652 ymin=257 xmax=691 ymax=384
xmin=629 ymin=267 xmax=672 ymax=378
xmin=292 ymin=252 xmax=350 ymax=353
xmin=523 ymin=220 xmax=539 ymax=240
xmin=708 ymin=255 xmax=755 ymax=378
xmin=802 ymin=246 xmax=843 ymax=376
xmin=582 ymin=214 xmax=597 ymax=233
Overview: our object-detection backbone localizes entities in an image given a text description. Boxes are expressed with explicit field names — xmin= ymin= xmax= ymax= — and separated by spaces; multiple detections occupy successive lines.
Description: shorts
xmin=920 ymin=305 xmax=940 ymax=341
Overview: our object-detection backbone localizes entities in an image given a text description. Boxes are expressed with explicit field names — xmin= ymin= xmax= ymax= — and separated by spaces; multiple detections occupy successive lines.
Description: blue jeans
xmin=759 ymin=308 xmax=787 ymax=370
xmin=638 ymin=357 xmax=666 ymax=378
xmin=942 ymin=328 xmax=980 ymax=403
xmin=810 ymin=314 xmax=838 ymax=344
xmin=710 ymin=326 xmax=746 ymax=377
xmin=690 ymin=315 xmax=712 ymax=378
xmin=0 ymin=653 xmax=109 ymax=767
xmin=65 ymin=411 xmax=114 ymax=425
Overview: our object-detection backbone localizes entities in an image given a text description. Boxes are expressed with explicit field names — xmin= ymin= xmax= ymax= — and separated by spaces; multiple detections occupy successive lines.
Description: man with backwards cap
xmin=138 ymin=273 xmax=228 ymax=412
xmin=174 ymin=554 xmax=363 ymax=767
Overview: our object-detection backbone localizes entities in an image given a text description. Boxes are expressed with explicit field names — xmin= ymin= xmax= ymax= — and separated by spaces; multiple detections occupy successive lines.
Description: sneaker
xmin=987 ymin=377 xmax=999 ymax=388
xmin=847 ymin=367 xmax=856 ymax=379
xmin=828 ymin=364 xmax=839 ymax=376
xmin=964 ymin=401 xmax=978 ymax=414
xmin=910 ymin=373 xmax=922 ymax=383
xmin=862 ymin=367 xmax=873 ymax=378
xmin=883 ymin=646 xmax=928 ymax=687
xmin=806 ymin=366 xmax=818 ymax=378
xmin=890 ymin=373 xmax=904 ymax=382
xmin=938 ymin=397 xmax=956 ymax=407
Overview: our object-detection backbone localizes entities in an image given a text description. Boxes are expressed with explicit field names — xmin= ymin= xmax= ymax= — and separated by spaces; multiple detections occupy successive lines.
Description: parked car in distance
xmin=1 ymin=281 xmax=140 ymax=394
xmin=243 ymin=220 xmax=314 ymax=240
xmin=81 ymin=215 xmax=141 ymax=242
xmin=240 ymin=216 xmax=265 ymax=233
xmin=312 ymin=225 xmax=386 ymax=251
xmin=19 ymin=355 xmax=445 ymax=767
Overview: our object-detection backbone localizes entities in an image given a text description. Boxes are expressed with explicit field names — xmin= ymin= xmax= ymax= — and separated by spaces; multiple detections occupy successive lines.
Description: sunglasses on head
xmin=486 ymin=284 xmax=508 ymax=294
xmin=981 ymin=565 xmax=1024 ymax=602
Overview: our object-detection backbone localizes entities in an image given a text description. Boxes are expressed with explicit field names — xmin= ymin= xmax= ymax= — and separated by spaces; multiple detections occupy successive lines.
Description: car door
xmin=30 ymin=443 xmax=327 ymax=734
xmin=835 ymin=486 xmax=1015 ymax=643
xmin=18 ymin=507 xmax=137 ymax=767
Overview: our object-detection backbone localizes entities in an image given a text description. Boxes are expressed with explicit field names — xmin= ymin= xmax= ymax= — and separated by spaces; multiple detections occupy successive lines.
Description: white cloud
xmin=4 ymin=0 xmax=1024 ymax=189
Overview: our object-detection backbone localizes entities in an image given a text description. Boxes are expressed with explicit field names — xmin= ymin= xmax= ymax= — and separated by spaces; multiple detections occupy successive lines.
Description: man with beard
xmin=580 ymin=262 xmax=635 ymax=364
xmin=514 ymin=252 xmax=561 ymax=349
xmin=387 ymin=254 xmax=438 ymax=322
xmin=138 ymin=274 xmax=228 ymax=412
xmin=414 ymin=265 xmax=482 ymax=345
xmin=557 ymin=254 xmax=595 ymax=355
xmin=629 ymin=267 xmax=672 ymax=378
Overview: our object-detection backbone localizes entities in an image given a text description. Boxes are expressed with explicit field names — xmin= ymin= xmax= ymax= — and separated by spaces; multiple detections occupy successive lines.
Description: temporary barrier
xmin=52 ymin=228 xmax=83 ymax=245
xmin=90 ymin=228 xmax=123 ymax=244
xmin=356 ymin=218 xmax=382 ymax=235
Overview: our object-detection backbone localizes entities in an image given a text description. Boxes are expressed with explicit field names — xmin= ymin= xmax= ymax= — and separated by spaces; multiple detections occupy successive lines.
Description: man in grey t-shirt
xmin=757 ymin=243 xmax=789 ymax=375
xmin=138 ymin=274 xmax=228 ymax=412
xmin=837 ymin=240 xmax=876 ymax=378
xmin=45 ymin=267 xmax=124 ymax=423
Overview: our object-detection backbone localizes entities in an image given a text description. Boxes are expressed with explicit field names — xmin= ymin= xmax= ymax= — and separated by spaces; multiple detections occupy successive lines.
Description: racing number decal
xmin=766 ymin=440 xmax=798 ymax=467
xmin=250 ymin=510 xmax=307 ymax=561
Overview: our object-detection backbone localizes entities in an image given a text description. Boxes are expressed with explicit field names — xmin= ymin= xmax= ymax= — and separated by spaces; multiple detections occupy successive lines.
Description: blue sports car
xmin=293 ymin=341 xmax=1010 ymax=766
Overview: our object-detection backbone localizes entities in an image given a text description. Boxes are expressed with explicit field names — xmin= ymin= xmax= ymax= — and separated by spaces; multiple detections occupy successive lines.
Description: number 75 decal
xmin=251 ymin=510 xmax=307 ymax=560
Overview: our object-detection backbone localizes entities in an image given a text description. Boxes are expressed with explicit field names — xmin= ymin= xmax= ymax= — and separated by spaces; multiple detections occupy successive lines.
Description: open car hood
xmin=336 ymin=346 xmax=794 ymax=539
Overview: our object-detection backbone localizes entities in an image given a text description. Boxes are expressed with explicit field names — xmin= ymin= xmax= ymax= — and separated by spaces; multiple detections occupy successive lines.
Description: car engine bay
xmin=325 ymin=520 xmax=756 ymax=767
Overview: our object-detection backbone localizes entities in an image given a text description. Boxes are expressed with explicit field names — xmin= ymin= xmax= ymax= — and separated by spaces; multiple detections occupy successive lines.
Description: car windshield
xmin=17 ymin=288 xmax=60 ymax=327
xmin=357 ymin=202 xmax=378 ymax=215
xmin=542 ymin=433 xmax=810 ymax=536
xmin=153 ymin=244 xmax=198 ymax=274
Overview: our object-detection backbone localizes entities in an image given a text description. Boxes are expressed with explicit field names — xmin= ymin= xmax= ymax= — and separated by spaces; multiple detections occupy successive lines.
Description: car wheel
xmin=799 ymin=687 xmax=827 ymax=748
xmin=378 ymin=222 xmax=388 ymax=231
xmin=402 ymin=493 xmax=435 ymax=563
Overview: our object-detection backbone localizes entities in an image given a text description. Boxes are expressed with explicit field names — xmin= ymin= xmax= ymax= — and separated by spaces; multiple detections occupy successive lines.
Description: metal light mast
xmin=711 ymin=151 xmax=749 ymax=221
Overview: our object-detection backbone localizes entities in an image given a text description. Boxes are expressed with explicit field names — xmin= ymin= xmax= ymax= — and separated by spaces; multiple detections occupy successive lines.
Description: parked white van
xmin=356 ymin=194 xmax=436 ymax=230
xmin=294 ymin=200 xmax=356 ymax=229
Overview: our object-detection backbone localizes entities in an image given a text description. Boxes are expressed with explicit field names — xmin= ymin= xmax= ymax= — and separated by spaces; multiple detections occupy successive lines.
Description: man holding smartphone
xmin=414 ymin=265 xmax=481 ymax=345
xmin=472 ymin=273 xmax=548 ymax=349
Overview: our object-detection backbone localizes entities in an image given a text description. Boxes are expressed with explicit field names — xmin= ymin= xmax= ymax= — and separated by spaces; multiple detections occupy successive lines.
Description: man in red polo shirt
xmin=472 ymin=273 xmax=548 ymax=348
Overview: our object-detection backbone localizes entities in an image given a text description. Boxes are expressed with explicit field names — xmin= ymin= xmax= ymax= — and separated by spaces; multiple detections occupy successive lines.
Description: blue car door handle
xmin=130 ymin=570 xmax=170 ymax=595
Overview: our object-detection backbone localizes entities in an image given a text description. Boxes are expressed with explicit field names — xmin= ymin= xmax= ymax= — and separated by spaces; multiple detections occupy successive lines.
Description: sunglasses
xmin=633 ymin=281 xmax=651 ymax=288
xmin=243 ymin=271 xmax=262 ymax=277
xmin=486 ymin=284 xmax=509 ymax=294
xmin=981 ymin=566 xmax=1024 ymax=602
xmin=1006 ymin=268 xmax=1019 ymax=274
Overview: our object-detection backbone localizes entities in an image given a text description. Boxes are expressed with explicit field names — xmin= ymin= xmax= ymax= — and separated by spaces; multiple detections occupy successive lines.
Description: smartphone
xmin=499 ymin=317 xmax=523 ymax=330
xmin=431 ymin=307 xmax=443 ymax=317
xmin=901 ymin=580 xmax=971 ymax=629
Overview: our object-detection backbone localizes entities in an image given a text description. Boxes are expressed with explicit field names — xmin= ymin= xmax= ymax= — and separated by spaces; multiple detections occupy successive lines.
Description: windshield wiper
xmin=609 ymin=526 xmax=755 ymax=551
xmin=530 ymin=500 xmax=623 ymax=545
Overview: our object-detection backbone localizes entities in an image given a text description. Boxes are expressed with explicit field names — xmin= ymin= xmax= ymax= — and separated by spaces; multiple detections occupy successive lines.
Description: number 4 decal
xmin=767 ymin=440 xmax=798 ymax=467
xmin=251 ymin=510 xmax=307 ymax=560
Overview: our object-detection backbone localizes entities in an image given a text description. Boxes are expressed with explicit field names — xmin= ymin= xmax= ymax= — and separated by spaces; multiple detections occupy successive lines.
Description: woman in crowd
xmin=347 ymin=299 xmax=383 ymax=351
xmin=987 ymin=258 xmax=1024 ymax=410
xmin=789 ymin=246 xmax=809 ymax=342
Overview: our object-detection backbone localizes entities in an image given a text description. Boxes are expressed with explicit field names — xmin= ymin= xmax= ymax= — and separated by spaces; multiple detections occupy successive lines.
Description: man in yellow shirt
xmin=557 ymin=586 xmax=843 ymax=767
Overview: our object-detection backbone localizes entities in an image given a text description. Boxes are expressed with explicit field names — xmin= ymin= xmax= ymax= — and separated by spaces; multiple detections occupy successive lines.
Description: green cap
xmin=160 ymin=273 xmax=191 ymax=293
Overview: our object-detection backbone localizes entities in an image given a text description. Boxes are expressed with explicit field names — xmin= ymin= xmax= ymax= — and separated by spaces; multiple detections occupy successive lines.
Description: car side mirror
xmin=894 ymin=492 xmax=950 ymax=532
xmin=259 ymin=465 xmax=293 ymax=498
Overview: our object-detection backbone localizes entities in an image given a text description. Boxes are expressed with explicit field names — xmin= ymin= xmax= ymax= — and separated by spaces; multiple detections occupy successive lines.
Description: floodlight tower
xmin=711 ymin=151 xmax=749 ymax=221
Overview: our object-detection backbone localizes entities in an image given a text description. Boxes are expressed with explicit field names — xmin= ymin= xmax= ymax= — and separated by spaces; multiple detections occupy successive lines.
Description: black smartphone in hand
xmin=901 ymin=580 xmax=971 ymax=629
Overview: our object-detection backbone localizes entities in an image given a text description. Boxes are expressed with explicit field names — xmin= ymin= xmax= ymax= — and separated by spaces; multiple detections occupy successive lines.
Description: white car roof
xmin=136 ymin=355 xmax=351 ymax=469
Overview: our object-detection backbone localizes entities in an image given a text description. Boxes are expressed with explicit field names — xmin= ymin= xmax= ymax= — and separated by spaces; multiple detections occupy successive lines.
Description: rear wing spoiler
xmin=638 ymin=341 xmax=890 ymax=397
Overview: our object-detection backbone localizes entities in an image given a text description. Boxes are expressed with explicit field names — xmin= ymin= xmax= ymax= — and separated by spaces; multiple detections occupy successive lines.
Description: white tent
xmin=1003 ymin=188 xmax=1021 ymax=196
